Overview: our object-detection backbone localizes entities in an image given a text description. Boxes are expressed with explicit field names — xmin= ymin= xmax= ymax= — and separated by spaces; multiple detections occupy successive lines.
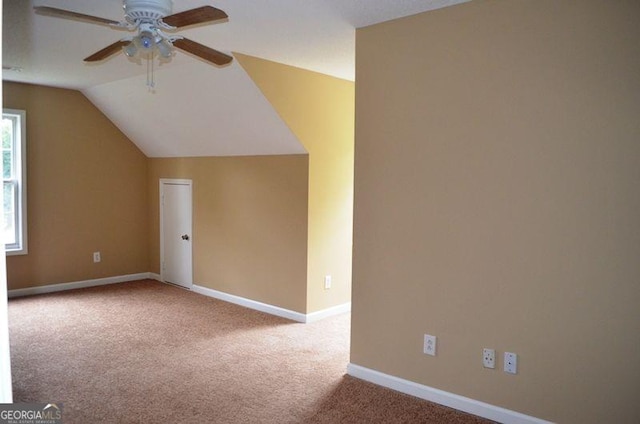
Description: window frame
xmin=2 ymin=109 xmax=27 ymax=256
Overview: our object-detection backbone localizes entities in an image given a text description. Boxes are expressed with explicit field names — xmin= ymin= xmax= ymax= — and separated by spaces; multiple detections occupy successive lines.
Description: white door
xmin=160 ymin=180 xmax=193 ymax=289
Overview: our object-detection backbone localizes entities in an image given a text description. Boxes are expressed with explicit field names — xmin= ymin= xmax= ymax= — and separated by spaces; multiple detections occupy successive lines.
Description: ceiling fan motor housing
xmin=123 ymin=0 xmax=173 ymax=23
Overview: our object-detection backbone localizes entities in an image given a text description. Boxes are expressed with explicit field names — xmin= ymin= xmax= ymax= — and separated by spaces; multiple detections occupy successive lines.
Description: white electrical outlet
xmin=423 ymin=334 xmax=437 ymax=356
xmin=483 ymin=348 xmax=496 ymax=369
xmin=504 ymin=352 xmax=518 ymax=374
xmin=93 ymin=252 xmax=101 ymax=263
xmin=324 ymin=275 xmax=332 ymax=289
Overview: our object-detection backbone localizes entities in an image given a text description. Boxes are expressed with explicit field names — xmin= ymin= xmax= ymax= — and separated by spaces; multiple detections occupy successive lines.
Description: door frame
xmin=159 ymin=178 xmax=193 ymax=288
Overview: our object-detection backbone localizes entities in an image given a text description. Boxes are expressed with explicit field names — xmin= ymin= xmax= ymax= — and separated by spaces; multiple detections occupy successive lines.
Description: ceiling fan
xmin=34 ymin=0 xmax=233 ymax=67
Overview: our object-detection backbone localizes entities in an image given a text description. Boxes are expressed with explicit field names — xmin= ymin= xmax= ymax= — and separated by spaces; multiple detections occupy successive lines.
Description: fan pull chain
xmin=146 ymin=54 xmax=155 ymax=91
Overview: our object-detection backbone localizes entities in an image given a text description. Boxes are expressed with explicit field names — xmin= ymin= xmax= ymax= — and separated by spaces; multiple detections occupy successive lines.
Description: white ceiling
xmin=83 ymin=61 xmax=308 ymax=157
xmin=3 ymin=0 xmax=470 ymax=157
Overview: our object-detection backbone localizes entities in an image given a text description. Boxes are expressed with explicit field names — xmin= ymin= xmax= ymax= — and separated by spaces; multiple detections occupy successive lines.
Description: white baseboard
xmin=7 ymin=275 xmax=350 ymax=324
xmin=192 ymin=284 xmax=307 ymax=322
xmin=346 ymin=363 xmax=553 ymax=424
xmin=191 ymin=284 xmax=350 ymax=323
xmin=306 ymin=302 xmax=351 ymax=323
xmin=7 ymin=273 xmax=154 ymax=298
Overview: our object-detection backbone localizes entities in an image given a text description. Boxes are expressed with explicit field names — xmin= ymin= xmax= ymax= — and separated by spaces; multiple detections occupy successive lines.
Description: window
xmin=2 ymin=109 xmax=27 ymax=255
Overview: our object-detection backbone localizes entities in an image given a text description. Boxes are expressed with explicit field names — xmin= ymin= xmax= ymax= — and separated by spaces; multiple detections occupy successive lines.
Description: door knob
xmin=181 ymin=234 xmax=189 ymax=240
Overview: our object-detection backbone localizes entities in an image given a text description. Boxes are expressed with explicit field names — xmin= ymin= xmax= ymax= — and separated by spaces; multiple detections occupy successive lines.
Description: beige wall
xmin=3 ymin=82 xmax=149 ymax=289
xmin=236 ymin=54 xmax=355 ymax=313
xmin=3 ymin=79 xmax=319 ymax=315
xmin=352 ymin=1 xmax=640 ymax=423
xmin=147 ymin=156 xmax=309 ymax=313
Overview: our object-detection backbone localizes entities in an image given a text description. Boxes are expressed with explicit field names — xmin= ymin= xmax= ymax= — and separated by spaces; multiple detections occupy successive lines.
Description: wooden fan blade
xmin=163 ymin=6 xmax=228 ymax=28
xmin=173 ymin=38 xmax=233 ymax=66
xmin=34 ymin=6 xmax=120 ymax=26
xmin=84 ymin=40 xmax=130 ymax=62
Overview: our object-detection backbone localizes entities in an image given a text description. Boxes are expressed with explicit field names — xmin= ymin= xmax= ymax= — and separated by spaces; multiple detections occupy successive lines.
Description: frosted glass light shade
xmin=157 ymin=39 xmax=173 ymax=58
xmin=123 ymin=42 xmax=138 ymax=57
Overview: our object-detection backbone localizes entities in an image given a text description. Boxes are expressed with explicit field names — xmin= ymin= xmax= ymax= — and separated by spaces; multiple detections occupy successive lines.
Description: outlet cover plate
xmin=324 ymin=275 xmax=332 ymax=289
xmin=423 ymin=334 xmax=437 ymax=356
xmin=504 ymin=352 xmax=517 ymax=374
xmin=483 ymin=348 xmax=495 ymax=369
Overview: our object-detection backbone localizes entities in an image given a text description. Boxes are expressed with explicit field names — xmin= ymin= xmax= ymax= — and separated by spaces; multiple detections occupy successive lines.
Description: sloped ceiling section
xmin=82 ymin=60 xmax=306 ymax=157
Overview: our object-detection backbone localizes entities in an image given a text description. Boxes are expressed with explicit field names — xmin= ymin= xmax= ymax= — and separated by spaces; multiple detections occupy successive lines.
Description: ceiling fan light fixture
xmin=156 ymin=39 xmax=173 ymax=58
xmin=137 ymin=31 xmax=155 ymax=51
xmin=123 ymin=41 xmax=138 ymax=57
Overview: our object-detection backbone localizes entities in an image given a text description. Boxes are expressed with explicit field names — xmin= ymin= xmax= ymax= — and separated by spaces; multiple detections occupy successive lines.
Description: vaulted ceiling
xmin=3 ymin=0 xmax=470 ymax=157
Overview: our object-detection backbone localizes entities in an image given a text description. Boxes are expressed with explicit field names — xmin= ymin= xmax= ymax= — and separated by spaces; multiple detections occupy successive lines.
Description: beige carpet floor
xmin=8 ymin=280 xmax=493 ymax=423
